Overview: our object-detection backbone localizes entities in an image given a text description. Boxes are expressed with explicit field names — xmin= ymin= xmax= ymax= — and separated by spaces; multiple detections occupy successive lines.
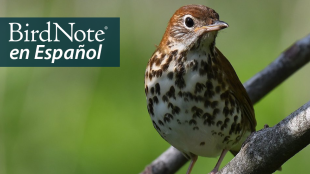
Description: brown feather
xmin=215 ymin=47 xmax=256 ymax=132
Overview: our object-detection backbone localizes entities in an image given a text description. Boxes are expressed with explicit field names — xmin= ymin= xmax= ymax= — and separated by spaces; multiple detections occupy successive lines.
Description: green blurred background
xmin=0 ymin=0 xmax=309 ymax=174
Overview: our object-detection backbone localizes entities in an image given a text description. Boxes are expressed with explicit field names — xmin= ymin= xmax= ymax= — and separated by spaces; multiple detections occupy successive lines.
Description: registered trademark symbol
xmin=104 ymin=26 xmax=108 ymax=30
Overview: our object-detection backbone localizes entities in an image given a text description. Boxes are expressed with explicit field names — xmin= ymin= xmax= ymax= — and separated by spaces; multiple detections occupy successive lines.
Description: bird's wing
xmin=215 ymin=47 xmax=256 ymax=132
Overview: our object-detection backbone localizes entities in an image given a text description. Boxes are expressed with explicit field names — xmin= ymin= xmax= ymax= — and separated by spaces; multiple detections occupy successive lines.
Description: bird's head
xmin=159 ymin=5 xmax=228 ymax=52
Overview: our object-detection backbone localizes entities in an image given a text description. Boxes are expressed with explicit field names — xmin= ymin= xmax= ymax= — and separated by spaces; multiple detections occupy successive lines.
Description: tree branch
xmin=141 ymin=33 xmax=310 ymax=174
xmin=218 ymin=101 xmax=310 ymax=174
xmin=244 ymin=34 xmax=310 ymax=104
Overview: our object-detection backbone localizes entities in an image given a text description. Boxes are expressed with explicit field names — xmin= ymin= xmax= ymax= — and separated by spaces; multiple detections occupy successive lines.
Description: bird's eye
xmin=185 ymin=17 xmax=194 ymax=28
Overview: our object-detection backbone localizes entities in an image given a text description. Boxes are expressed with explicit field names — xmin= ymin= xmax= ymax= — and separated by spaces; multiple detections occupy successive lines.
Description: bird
xmin=144 ymin=4 xmax=256 ymax=174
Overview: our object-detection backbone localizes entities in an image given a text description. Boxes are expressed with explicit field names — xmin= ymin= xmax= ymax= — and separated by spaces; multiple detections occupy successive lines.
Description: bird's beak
xmin=195 ymin=21 xmax=229 ymax=32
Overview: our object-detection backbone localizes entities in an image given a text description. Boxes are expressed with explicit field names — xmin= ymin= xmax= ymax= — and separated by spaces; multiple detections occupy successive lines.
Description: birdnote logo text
xmin=0 ymin=18 xmax=120 ymax=67
xmin=9 ymin=22 xmax=105 ymax=63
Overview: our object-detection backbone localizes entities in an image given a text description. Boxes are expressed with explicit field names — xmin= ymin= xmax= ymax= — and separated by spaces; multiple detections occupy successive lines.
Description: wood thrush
xmin=144 ymin=5 xmax=256 ymax=174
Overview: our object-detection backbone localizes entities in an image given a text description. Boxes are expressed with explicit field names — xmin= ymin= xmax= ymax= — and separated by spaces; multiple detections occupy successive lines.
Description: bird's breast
xmin=145 ymin=49 xmax=246 ymax=157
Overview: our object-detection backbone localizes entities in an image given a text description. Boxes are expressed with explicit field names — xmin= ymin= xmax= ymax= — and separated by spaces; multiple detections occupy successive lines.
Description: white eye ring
xmin=183 ymin=15 xmax=195 ymax=28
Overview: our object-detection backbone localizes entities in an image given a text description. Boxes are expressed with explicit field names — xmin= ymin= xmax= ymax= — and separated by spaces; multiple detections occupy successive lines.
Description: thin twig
xmin=244 ymin=34 xmax=310 ymax=103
